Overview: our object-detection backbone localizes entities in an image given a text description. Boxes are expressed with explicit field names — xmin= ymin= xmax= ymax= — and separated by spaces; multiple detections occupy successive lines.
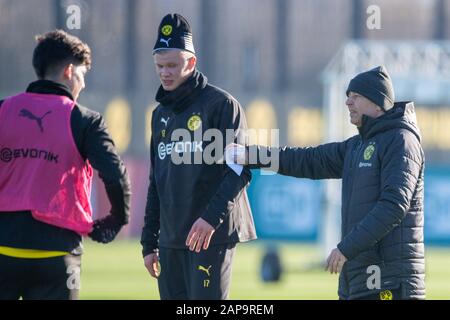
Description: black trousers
xmin=0 ymin=254 xmax=81 ymax=300
xmin=157 ymin=243 xmax=236 ymax=300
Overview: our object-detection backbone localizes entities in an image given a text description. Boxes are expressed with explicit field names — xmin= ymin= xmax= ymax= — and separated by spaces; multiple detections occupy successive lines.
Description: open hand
xmin=325 ymin=248 xmax=347 ymax=274
xmin=185 ymin=218 xmax=215 ymax=253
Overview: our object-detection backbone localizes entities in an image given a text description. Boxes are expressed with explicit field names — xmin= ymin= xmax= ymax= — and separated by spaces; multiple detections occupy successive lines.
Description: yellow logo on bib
xmin=161 ymin=25 xmax=173 ymax=36
xmin=187 ymin=115 xmax=202 ymax=131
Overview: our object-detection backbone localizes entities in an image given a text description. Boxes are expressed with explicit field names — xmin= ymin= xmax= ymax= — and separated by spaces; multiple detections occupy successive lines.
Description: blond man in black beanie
xmin=227 ymin=66 xmax=425 ymax=300
xmin=141 ymin=13 xmax=256 ymax=300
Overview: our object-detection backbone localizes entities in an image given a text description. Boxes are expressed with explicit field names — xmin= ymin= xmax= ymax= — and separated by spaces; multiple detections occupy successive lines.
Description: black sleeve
xmin=141 ymin=122 xmax=160 ymax=256
xmin=246 ymin=140 xmax=348 ymax=180
xmin=337 ymin=131 xmax=423 ymax=260
xmin=200 ymin=98 xmax=252 ymax=228
xmin=71 ymin=106 xmax=131 ymax=226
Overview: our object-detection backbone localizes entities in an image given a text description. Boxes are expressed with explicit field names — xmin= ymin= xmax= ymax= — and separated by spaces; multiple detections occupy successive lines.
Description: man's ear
xmin=62 ymin=64 xmax=74 ymax=80
xmin=187 ymin=56 xmax=197 ymax=71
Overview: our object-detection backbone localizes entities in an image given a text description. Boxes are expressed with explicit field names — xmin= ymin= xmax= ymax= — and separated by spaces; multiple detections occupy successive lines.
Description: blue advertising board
xmin=424 ymin=166 xmax=450 ymax=244
xmin=247 ymin=166 xmax=450 ymax=245
xmin=247 ymin=172 xmax=322 ymax=241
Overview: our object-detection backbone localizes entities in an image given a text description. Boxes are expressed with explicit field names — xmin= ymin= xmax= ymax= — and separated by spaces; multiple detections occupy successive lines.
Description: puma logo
xmin=160 ymin=38 xmax=171 ymax=47
xmin=161 ymin=117 xmax=170 ymax=127
xmin=19 ymin=109 xmax=52 ymax=133
xmin=198 ymin=265 xmax=212 ymax=277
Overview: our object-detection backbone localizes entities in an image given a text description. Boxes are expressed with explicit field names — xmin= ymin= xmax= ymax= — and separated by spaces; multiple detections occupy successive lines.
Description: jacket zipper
xmin=343 ymin=138 xmax=365 ymax=236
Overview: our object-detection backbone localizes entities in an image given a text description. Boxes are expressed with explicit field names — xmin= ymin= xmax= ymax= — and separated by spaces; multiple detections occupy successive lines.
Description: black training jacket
xmin=0 ymin=80 xmax=131 ymax=254
xmin=248 ymin=102 xmax=425 ymax=299
xmin=141 ymin=70 xmax=257 ymax=256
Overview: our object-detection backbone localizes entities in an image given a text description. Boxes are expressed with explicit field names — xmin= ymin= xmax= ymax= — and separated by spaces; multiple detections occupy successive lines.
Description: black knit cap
xmin=153 ymin=13 xmax=195 ymax=54
xmin=346 ymin=66 xmax=395 ymax=111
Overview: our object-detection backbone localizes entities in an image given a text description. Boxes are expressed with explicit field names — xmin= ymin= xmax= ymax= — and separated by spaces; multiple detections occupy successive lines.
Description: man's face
xmin=153 ymin=50 xmax=196 ymax=91
xmin=66 ymin=64 xmax=88 ymax=101
xmin=346 ymin=92 xmax=383 ymax=127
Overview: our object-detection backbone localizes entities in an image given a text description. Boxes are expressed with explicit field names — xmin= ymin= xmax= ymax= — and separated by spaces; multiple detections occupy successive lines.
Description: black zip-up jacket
xmin=0 ymin=80 xmax=131 ymax=254
xmin=141 ymin=70 xmax=257 ymax=256
xmin=247 ymin=102 xmax=425 ymax=299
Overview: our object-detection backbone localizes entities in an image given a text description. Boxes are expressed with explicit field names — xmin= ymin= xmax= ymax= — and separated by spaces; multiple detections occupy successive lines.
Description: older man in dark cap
xmin=227 ymin=66 xmax=425 ymax=300
xmin=140 ymin=13 xmax=256 ymax=300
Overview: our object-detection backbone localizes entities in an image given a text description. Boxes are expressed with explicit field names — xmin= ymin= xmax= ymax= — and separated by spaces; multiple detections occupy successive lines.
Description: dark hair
xmin=32 ymin=29 xmax=91 ymax=79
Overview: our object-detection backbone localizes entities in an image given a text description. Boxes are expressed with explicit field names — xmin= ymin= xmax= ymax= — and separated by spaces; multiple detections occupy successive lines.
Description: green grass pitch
xmin=79 ymin=240 xmax=450 ymax=300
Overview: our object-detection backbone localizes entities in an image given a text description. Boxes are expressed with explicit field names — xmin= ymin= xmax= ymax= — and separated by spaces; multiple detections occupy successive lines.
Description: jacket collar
xmin=358 ymin=101 xmax=421 ymax=142
xmin=155 ymin=69 xmax=207 ymax=114
xmin=26 ymin=80 xmax=74 ymax=101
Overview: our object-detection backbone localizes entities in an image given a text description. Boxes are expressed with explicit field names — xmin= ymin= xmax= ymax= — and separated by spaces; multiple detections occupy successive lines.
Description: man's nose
xmin=160 ymin=68 xmax=170 ymax=77
xmin=346 ymin=97 xmax=352 ymax=106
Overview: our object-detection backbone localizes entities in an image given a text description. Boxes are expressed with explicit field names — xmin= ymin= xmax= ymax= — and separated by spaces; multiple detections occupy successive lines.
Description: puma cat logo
xmin=19 ymin=109 xmax=52 ymax=133
xmin=160 ymin=38 xmax=171 ymax=47
xmin=198 ymin=265 xmax=212 ymax=277
xmin=161 ymin=117 xmax=170 ymax=127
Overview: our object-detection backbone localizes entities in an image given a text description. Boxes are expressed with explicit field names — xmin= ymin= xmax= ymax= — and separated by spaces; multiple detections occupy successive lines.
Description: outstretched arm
xmin=228 ymin=139 xmax=350 ymax=180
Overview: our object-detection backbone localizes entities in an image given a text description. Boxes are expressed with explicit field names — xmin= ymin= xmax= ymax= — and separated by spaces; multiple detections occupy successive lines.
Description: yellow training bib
xmin=0 ymin=246 xmax=68 ymax=259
